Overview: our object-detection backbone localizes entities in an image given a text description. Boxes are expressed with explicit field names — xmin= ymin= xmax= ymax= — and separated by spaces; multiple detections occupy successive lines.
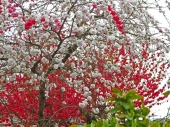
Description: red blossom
xmin=0 ymin=30 xmax=3 ymax=34
xmin=107 ymin=5 xmax=125 ymax=34
xmin=7 ymin=3 xmax=16 ymax=14
xmin=11 ymin=12 xmax=18 ymax=18
xmin=119 ymin=45 xmax=126 ymax=56
xmin=107 ymin=5 xmax=112 ymax=11
xmin=24 ymin=19 xmax=36 ymax=30
xmin=92 ymin=4 xmax=97 ymax=9
xmin=40 ymin=17 xmax=45 ymax=22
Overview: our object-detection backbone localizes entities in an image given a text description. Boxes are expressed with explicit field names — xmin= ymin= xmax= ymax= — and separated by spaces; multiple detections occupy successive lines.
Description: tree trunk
xmin=38 ymin=80 xmax=46 ymax=127
xmin=85 ymin=113 xmax=96 ymax=124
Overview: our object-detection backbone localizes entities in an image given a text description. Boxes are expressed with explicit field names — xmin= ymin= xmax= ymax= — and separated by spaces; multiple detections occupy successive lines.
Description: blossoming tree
xmin=0 ymin=0 xmax=170 ymax=126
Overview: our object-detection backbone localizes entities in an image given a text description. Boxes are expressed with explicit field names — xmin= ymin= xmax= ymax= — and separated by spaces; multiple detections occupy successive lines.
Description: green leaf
xmin=142 ymin=119 xmax=149 ymax=126
xmin=120 ymin=101 xmax=131 ymax=109
xmin=112 ymin=88 xmax=122 ymax=97
xmin=142 ymin=107 xmax=150 ymax=116
xmin=124 ymin=120 xmax=132 ymax=126
xmin=117 ymin=114 xmax=127 ymax=118
xmin=126 ymin=90 xmax=143 ymax=102
xmin=94 ymin=120 xmax=103 ymax=127
xmin=163 ymin=91 xmax=170 ymax=96
xmin=126 ymin=90 xmax=137 ymax=96
xmin=70 ymin=125 xmax=78 ymax=127
xmin=132 ymin=119 xmax=137 ymax=127
xmin=103 ymin=120 xmax=109 ymax=127
xmin=149 ymin=121 xmax=161 ymax=127
xmin=163 ymin=119 xmax=170 ymax=127
xmin=109 ymin=117 xmax=117 ymax=127
xmin=110 ymin=105 xmax=121 ymax=114
xmin=126 ymin=112 xmax=134 ymax=120
xmin=84 ymin=124 xmax=91 ymax=127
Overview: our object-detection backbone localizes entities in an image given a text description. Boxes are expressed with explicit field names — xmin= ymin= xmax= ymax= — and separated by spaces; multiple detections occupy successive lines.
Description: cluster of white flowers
xmin=45 ymin=90 xmax=49 ymax=98
xmin=91 ymin=69 xmax=102 ymax=78
xmin=79 ymin=99 xmax=88 ymax=108
xmin=30 ymin=48 xmax=41 ymax=56
xmin=83 ymin=86 xmax=91 ymax=97
xmin=46 ymin=83 xmax=57 ymax=91
xmin=41 ymin=57 xmax=49 ymax=64
xmin=92 ymin=108 xmax=99 ymax=114
xmin=4 ymin=45 xmax=12 ymax=51
xmin=15 ymin=65 xmax=21 ymax=72
xmin=90 ymin=84 xmax=95 ymax=89
xmin=7 ymin=58 xmax=16 ymax=67
xmin=61 ymin=87 xmax=66 ymax=92
xmin=54 ymin=57 xmax=62 ymax=63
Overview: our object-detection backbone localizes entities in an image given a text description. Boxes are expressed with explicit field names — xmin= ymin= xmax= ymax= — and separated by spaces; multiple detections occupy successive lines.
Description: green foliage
xmin=109 ymin=88 xmax=150 ymax=127
xmin=70 ymin=118 xmax=118 ymax=127
xmin=71 ymin=88 xmax=170 ymax=127
xmin=163 ymin=90 xmax=170 ymax=96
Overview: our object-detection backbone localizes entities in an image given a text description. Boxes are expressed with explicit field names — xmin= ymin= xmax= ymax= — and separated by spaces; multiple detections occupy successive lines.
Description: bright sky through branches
xmin=148 ymin=0 xmax=170 ymax=119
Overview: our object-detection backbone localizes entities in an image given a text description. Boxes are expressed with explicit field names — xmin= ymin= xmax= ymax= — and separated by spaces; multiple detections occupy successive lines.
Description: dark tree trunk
xmin=85 ymin=113 xmax=96 ymax=124
xmin=38 ymin=80 xmax=46 ymax=127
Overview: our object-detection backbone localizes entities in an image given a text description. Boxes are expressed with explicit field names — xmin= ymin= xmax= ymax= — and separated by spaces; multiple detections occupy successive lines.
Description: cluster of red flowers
xmin=25 ymin=19 xmax=36 ymax=30
xmin=107 ymin=5 xmax=125 ymax=34
xmin=0 ymin=72 xmax=85 ymax=126
xmin=102 ymin=44 xmax=168 ymax=108
xmin=7 ymin=2 xmax=18 ymax=18
xmin=54 ymin=19 xmax=62 ymax=31
xmin=40 ymin=17 xmax=49 ymax=29
xmin=0 ymin=0 xmax=19 ymax=34
xmin=40 ymin=17 xmax=45 ymax=22
xmin=92 ymin=4 xmax=97 ymax=9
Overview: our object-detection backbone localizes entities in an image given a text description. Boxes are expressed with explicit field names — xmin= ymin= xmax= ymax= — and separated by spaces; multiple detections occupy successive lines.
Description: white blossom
xmin=87 ymin=96 xmax=92 ymax=101
xmin=45 ymin=91 xmax=49 ymax=97
xmin=104 ymin=107 xmax=109 ymax=112
xmin=82 ymin=99 xmax=88 ymax=106
xmin=7 ymin=58 xmax=16 ymax=67
xmin=76 ymin=39 xmax=84 ymax=47
xmin=61 ymin=87 xmax=66 ymax=92
xmin=58 ymin=62 xmax=64 ymax=68
xmin=95 ymin=88 xmax=99 ymax=93
xmin=71 ymin=63 xmax=75 ymax=68
xmin=4 ymin=45 xmax=12 ymax=51
xmin=41 ymin=57 xmax=49 ymax=64
xmin=62 ymin=101 xmax=66 ymax=105
xmin=79 ymin=103 xmax=85 ymax=108
xmin=30 ymin=48 xmax=40 ymax=56
xmin=25 ymin=55 xmax=30 ymax=61
xmin=70 ymin=72 xmax=77 ymax=78
xmin=106 ymin=93 xmax=112 ymax=97
xmin=92 ymin=108 xmax=99 ymax=114
xmin=53 ymin=64 xmax=58 ymax=69
xmin=99 ymin=96 xmax=105 ymax=102
xmin=83 ymin=86 xmax=89 ymax=91
xmin=83 ymin=92 xmax=89 ymax=97
xmin=100 ymin=78 xmax=105 ymax=83
xmin=90 ymin=84 xmax=95 ymax=89
xmin=54 ymin=58 xmax=62 ymax=63
xmin=15 ymin=65 xmax=21 ymax=72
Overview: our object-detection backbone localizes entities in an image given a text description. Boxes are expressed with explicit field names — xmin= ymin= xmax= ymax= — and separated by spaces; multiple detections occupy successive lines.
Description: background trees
xmin=0 ymin=0 xmax=170 ymax=126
